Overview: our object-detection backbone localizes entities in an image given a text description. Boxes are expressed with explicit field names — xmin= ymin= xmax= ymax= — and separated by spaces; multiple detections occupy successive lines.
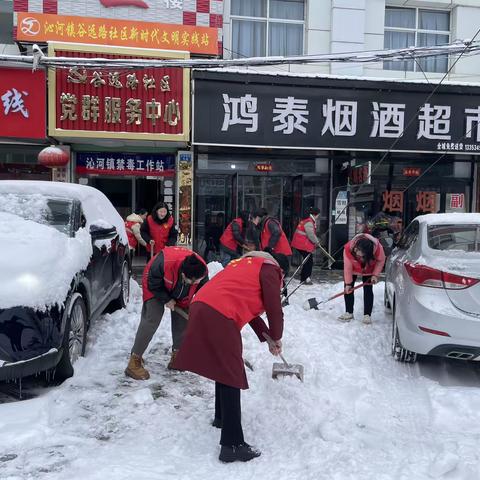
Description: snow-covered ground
xmin=2 ymin=266 xmax=480 ymax=480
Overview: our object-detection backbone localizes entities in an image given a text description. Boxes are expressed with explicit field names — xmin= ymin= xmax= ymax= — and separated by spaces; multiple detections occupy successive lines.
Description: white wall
xmin=222 ymin=0 xmax=480 ymax=81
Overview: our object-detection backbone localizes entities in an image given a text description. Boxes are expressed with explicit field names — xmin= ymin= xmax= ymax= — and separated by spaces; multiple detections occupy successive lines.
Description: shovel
xmin=173 ymin=306 xmax=254 ymax=372
xmin=262 ymin=333 xmax=304 ymax=382
xmin=303 ymin=282 xmax=371 ymax=311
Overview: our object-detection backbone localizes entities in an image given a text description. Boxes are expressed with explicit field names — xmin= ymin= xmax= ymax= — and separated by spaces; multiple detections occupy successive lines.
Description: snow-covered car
xmin=0 ymin=181 xmax=130 ymax=382
xmin=385 ymin=213 xmax=480 ymax=363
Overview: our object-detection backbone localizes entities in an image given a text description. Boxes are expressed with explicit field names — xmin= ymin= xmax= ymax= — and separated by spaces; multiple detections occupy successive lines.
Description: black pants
xmin=214 ymin=382 xmax=244 ymax=447
xmin=344 ymin=275 xmax=374 ymax=316
xmin=298 ymin=249 xmax=313 ymax=282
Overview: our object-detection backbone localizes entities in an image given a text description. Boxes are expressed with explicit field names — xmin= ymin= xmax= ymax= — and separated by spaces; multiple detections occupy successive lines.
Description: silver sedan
xmin=385 ymin=213 xmax=480 ymax=363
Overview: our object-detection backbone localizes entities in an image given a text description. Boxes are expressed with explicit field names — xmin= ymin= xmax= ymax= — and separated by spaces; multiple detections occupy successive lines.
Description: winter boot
xmin=337 ymin=312 xmax=354 ymax=322
xmin=219 ymin=443 xmax=261 ymax=463
xmin=125 ymin=353 xmax=150 ymax=380
xmin=363 ymin=314 xmax=372 ymax=324
xmin=167 ymin=349 xmax=180 ymax=370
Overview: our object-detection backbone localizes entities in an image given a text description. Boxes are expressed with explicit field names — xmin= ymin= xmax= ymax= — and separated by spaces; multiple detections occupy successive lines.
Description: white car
xmin=385 ymin=213 xmax=480 ymax=363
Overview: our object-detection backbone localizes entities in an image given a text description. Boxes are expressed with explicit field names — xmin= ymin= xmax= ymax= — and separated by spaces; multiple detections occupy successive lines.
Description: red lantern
xmin=38 ymin=146 xmax=69 ymax=168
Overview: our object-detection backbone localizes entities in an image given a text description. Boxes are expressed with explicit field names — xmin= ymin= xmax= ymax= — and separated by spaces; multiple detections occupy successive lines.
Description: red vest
xmin=219 ymin=218 xmax=244 ymax=251
xmin=260 ymin=218 xmax=292 ymax=256
xmin=146 ymin=215 xmax=174 ymax=254
xmin=142 ymin=246 xmax=206 ymax=308
xmin=344 ymin=234 xmax=382 ymax=276
xmin=125 ymin=220 xmax=139 ymax=249
xmin=192 ymin=256 xmax=282 ymax=330
xmin=291 ymin=217 xmax=316 ymax=253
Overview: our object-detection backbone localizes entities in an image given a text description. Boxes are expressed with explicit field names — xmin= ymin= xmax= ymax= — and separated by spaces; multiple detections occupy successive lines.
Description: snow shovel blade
xmin=272 ymin=362 xmax=304 ymax=382
xmin=303 ymin=297 xmax=319 ymax=311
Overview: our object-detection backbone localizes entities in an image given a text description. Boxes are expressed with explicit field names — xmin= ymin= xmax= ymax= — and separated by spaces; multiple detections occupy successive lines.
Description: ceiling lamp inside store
xmin=38 ymin=145 xmax=69 ymax=168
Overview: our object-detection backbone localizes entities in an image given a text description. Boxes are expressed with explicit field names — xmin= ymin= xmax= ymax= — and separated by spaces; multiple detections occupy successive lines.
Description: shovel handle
xmin=173 ymin=306 xmax=189 ymax=320
xmin=328 ymin=282 xmax=371 ymax=302
xmin=262 ymin=333 xmax=290 ymax=368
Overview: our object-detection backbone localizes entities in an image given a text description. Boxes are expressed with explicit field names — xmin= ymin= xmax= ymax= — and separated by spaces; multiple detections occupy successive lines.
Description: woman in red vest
xmin=339 ymin=234 xmax=385 ymax=325
xmin=174 ymin=251 xmax=290 ymax=463
xmin=125 ymin=246 xmax=208 ymax=380
xmin=140 ymin=202 xmax=177 ymax=255
xmin=290 ymin=207 xmax=321 ymax=285
xmin=219 ymin=210 xmax=250 ymax=266
xmin=251 ymin=208 xmax=292 ymax=257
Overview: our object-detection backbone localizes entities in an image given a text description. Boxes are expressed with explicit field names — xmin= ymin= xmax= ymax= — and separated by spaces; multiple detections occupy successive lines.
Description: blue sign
xmin=76 ymin=152 xmax=175 ymax=177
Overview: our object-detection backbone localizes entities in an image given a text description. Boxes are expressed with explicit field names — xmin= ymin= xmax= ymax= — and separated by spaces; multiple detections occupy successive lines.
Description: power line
xmin=1 ymin=40 xmax=479 ymax=70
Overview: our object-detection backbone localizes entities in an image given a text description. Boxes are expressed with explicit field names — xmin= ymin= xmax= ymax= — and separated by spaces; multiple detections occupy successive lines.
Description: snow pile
xmin=207 ymin=261 xmax=223 ymax=279
xmin=3 ymin=279 xmax=480 ymax=478
xmin=0 ymin=212 xmax=92 ymax=309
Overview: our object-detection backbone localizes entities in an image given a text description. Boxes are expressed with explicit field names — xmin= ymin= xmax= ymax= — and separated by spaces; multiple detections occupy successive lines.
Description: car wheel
xmin=391 ymin=303 xmax=417 ymax=364
xmin=110 ymin=260 xmax=130 ymax=310
xmin=55 ymin=293 xmax=87 ymax=381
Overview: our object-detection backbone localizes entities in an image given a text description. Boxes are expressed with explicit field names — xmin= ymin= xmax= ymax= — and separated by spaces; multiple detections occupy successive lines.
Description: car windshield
xmin=0 ymin=193 xmax=73 ymax=236
xmin=428 ymin=224 xmax=480 ymax=253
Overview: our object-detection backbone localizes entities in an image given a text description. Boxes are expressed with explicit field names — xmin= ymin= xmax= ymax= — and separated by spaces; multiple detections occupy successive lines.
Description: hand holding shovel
xmin=262 ymin=333 xmax=304 ymax=382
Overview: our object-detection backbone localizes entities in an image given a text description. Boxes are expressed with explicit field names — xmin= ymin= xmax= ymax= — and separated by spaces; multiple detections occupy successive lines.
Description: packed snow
xmin=0 ymin=181 xmax=128 ymax=244
xmin=2 ymin=266 xmax=480 ymax=479
xmin=0 ymin=212 xmax=92 ymax=310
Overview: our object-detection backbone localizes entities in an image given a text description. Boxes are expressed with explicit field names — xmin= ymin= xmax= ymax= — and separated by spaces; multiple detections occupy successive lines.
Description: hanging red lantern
xmin=38 ymin=146 xmax=70 ymax=168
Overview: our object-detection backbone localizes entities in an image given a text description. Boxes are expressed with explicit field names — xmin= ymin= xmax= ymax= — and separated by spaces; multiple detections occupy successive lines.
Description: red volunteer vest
xmin=291 ymin=217 xmax=316 ymax=253
xmin=192 ymin=256 xmax=282 ymax=331
xmin=260 ymin=218 xmax=292 ymax=256
xmin=344 ymin=234 xmax=382 ymax=276
xmin=142 ymin=246 xmax=206 ymax=308
xmin=146 ymin=215 xmax=174 ymax=254
xmin=125 ymin=220 xmax=139 ymax=249
xmin=219 ymin=218 xmax=244 ymax=251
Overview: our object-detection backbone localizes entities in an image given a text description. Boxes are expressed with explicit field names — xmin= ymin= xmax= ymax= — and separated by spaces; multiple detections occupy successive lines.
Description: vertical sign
xmin=334 ymin=191 xmax=348 ymax=225
xmin=176 ymin=150 xmax=193 ymax=248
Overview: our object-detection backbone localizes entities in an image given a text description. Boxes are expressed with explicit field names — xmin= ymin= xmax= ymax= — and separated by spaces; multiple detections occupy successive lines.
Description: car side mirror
xmin=90 ymin=223 xmax=117 ymax=239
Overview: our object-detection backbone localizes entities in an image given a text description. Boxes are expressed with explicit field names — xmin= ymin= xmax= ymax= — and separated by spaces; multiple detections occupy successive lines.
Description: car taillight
xmin=404 ymin=262 xmax=480 ymax=290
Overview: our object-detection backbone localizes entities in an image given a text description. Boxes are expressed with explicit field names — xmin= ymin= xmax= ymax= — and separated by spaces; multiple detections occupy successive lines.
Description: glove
xmin=263 ymin=247 xmax=274 ymax=255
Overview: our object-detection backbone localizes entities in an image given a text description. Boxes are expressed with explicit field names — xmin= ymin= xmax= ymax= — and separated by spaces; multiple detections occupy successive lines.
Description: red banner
xmin=49 ymin=44 xmax=189 ymax=141
xmin=0 ymin=68 xmax=46 ymax=139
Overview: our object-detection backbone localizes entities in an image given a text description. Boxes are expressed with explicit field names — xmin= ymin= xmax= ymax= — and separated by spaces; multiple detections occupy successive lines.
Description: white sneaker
xmin=338 ymin=312 xmax=354 ymax=322
xmin=304 ymin=277 xmax=313 ymax=285
xmin=363 ymin=314 xmax=372 ymax=324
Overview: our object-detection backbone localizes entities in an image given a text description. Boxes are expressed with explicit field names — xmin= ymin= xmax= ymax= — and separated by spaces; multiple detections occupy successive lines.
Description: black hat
xmin=181 ymin=254 xmax=207 ymax=280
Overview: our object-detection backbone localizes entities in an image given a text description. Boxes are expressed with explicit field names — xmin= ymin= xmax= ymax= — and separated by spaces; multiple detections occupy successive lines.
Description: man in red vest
xmin=251 ymin=208 xmax=292 ymax=258
xmin=218 ymin=210 xmax=250 ymax=266
xmin=140 ymin=202 xmax=177 ymax=255
xmin=125 ymin=246 xmax=208 ymax=380
xmin=174 ymin=251 xmax=290 ymax=463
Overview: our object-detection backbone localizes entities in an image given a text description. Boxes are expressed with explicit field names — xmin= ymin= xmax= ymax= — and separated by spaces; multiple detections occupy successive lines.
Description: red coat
xmin=219 ymin=217 xmax=244 ymax=251
xmin=343 ymin=233 xmax=386 ymax=284
xmin=260 ymin=218 xmax=292 ymax=256
xmin=142 ymin=246 xmax=206 ymax=308
xmin=146 ymin=215 xmax=174 ymax=254
xmin=291 ymin=217 xmax=316 ymax=253
xmin=173 ymin=255 xmax=284 ymax=389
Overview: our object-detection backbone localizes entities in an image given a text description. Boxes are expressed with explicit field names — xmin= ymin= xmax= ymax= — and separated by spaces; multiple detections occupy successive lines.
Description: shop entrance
xmin=195 ymin=173 xmax=328 ymax=259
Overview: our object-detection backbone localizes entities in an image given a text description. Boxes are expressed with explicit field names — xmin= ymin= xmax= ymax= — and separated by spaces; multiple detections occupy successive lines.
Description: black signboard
xmin=193 ymin=71 xmax=480 ymax=154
